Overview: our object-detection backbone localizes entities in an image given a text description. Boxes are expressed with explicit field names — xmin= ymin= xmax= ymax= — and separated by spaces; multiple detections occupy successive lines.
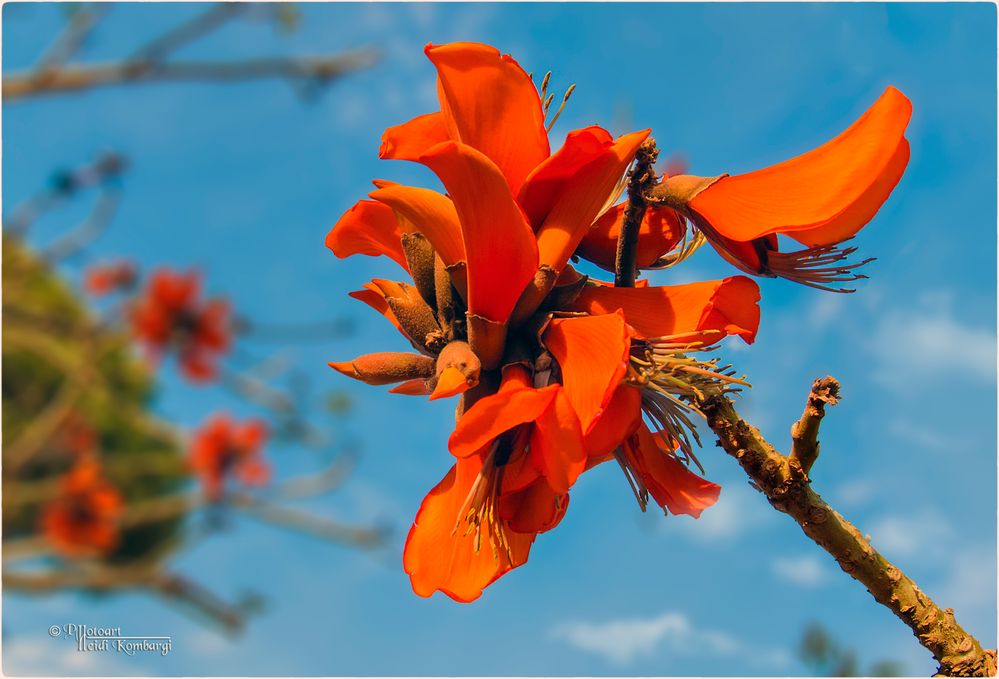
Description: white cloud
xmin=868 ymin=302 xmax=995 ymax=388
xmin=551 ymin=610 xmax=792 ymax=669
xmin=772 ymin=554 xmax=830 ymax=588
xmin=867 ymin=511 xmax=951 ymax=559
xmin=887 ymin=418 xmax=956 ymax=451
xmin=3 ymin=638 xmax=143 ymax=676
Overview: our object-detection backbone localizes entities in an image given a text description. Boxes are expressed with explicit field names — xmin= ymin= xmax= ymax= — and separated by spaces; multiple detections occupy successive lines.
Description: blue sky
xmin=3 ymin=2 xmax=996 ymax=676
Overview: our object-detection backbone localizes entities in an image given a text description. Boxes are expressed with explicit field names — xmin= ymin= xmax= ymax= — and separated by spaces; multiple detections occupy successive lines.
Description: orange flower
xmin=189 ymin=414 xmax=269 ymax=500
xmin=325 ymin=42 xmax=763 ymax=601
xmin=84 ymin=260 xmax=137 ymax=296
xmin=41 ymin=457 xmax=123 ymax=557
xmin=129 ymin=269 xmax=231 ymax=382
xmin=601 ymin=87 xmax=911 ymax=291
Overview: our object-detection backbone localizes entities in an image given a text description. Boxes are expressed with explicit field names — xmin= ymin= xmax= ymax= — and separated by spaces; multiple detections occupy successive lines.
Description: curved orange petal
xmin=535 ymin=129 xmax=651 ymax=273
xmin=449 ymin=384 xmax=559 ymax=458
xmin=571 ymin=277 xmax=761 ymax=344
xmin=419 ymin=140 xmax=538 ymax=323
xmin=348 ymin=284 xmax=405 ymax=336
xmin=499 ymin=478 xmax=568 ymax=534
xmin=787 ymin=139 xmax=910 ymax=247
xmin=691 ymin=86 xmax=912 ymax=242
xmin=326 ymin=200 xmax=409 ymax=272
xmin=529 ymin=386 xmax=586 ymax=494
xmin=517 ymin=125 xmax=615 ymax=228
xmin=403 ymin=459 xmax=534 ymax=602
xmin=577 ymin=203 xmax=686 ymax=272
xmin=624 ymin=425 xmax=721 ymax=518
xmin=426 ymin=42 xmax=549 ymax=195
xmin=369 ymin=184 xmax=466 ymax=267
xmin=583 ymin=384 xmax=643 ymax=466
xmin=543 ymin=310 xmax=633 ymax=434
xmin=380 ymin=112 xmax=451 ymax=161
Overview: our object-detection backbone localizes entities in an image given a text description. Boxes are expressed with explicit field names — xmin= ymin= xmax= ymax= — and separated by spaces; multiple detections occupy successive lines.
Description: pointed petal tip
xmin=429 ymin=366 xmax=473 ymax=401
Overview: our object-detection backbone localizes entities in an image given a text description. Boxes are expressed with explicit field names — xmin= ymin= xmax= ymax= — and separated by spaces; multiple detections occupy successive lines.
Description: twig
xmin=229 ymin=492 xmax=385 ymax=549
xmin=232 ymin=316 xmax=354 ymax=342
xmin=128 ymin=4 xmax=245 ymax=66
xmin=3 ymin=50 xmax=378 ymax=101
xmin=614 ymin=138 xmax=659 ymax=288
xmin=788 ymin=376 xmax=840 ymax=476
xmin=40 ymin=189 xmax=121 ymax=262
xmin=699 ymin=383 xmax=997 ymax=677
xmin=4 ymin=567 xmax=245 ymax=631
xmin=35 ymin=4 xmax=108 ymax=71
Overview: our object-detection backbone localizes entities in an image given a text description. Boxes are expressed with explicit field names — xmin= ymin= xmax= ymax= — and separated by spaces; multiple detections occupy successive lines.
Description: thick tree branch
xmin=2 ymin=51 xmax=377 ymax=101
xmin=699 ymin=383 xmax=996 ymax=677
xmin=614 ymin=138 xmax=659 ymax=288
xmin=788 ymin=375 xmax=840 ymax=476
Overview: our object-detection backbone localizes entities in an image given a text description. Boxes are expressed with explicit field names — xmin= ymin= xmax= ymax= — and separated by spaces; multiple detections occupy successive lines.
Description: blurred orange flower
xmin=325 ymin=42 xmax=761 ymax=601
xmin=129 ymin=269 xmax=231 ymax=382
xmin=84 ymin=259 xmax=137 ymax=296
xmin=189 ymin=414 xmax=269 ymax=500
xmin=41 ymin=457 xmax=123 ymax=557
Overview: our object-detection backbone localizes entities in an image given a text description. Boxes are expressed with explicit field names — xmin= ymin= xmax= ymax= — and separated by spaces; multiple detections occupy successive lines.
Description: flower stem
xmin=614 ymin=138 xmax=659 ymax=288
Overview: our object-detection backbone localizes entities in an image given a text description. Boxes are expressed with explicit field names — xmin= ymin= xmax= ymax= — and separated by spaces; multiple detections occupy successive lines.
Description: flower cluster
xmin=128 ymin=268 xmax=231 ymax=382
xmin=325 ymin=42 xmax=910 ymax=601
xmin=189 ymin=414 xmax=269 ymax=501
xmin=41 ymin=456 xmax=124 ymax=557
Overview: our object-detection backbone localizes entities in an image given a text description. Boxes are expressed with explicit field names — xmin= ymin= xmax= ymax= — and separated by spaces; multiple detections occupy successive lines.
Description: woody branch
xmin=698 ymin=383 xmax=996 ymax=677
xmin=3 ymin=3 xmax=377 ymax=102
xmin=613 ymin=164 xmax=996 ymax=676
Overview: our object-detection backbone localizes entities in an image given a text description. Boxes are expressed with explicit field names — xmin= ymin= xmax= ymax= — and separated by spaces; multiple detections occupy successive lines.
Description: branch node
xmin=789 ymin=375 xmax=841 ymax=476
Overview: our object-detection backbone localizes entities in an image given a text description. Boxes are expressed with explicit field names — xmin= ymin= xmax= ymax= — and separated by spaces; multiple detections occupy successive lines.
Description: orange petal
xmin=529 ymin=387 xmax=586 ymax=494
xmin=325 ymin=200 xmax=409 ymax=271
xmin=543 ymin=311 xmax=633 ymax=434
xmin=583 ymin=384 xmax=643 ymax=465
xmin=389 ymin=378 xmax=431 ymax=396
xmin=499 ymin=478 xmax=568 ymax=534
xmin=348 ymin=284 xmax=405 ymax=336
xmin=426 ymin=42 xmax=549 ymax=195
xmin=690 ymin=87 xmax=911 ymax=243
xmin=624 ymin=425 xmax=721 ymax=518
xmin=419 ymin=140 xmax=538 ymax=323
xmin=369 ymin=184 xmax=466 ymax=267
xmin=403 ymin=459 xmax=534 ymax=602
xmin=380 ymin=112 xmax=451 ymax=161
xmin=788 ymin=139 xmax=910 ymax=247
xmin=535 ymin=129 xmax=651 ymax=273
xmin=517 ymin=125 xmax=615 ymax=228
xmin=429 ymin=366 xmax=472 ymax=401
xmin=571 ymin=277 xmax=761 ymax=344
xmin=449 ymin=384 xmax=559 ymax=458
xmin=577 ymin=203 xmax=685 ymax=272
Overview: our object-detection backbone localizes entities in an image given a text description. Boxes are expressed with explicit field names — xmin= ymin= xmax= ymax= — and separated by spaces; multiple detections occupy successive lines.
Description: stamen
xmin=646 ymin=217 xmax=708 ymax=270
xmin=614 ymin=450 xmax=649 ymax=512
xmin=546 ymin=84 xmax=576 ymax=132
xmin=449 ymin=433 xmax=521 ymax=565
xmin=540 ymin=70 xmax=552 ymax=101
xmin=626 ymin=338 xmax=749 ymax=468
xmin=766 ymin=245 xmax=875 ymax=293
xmin=542 ymin=92 xmax=555 ymax=117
